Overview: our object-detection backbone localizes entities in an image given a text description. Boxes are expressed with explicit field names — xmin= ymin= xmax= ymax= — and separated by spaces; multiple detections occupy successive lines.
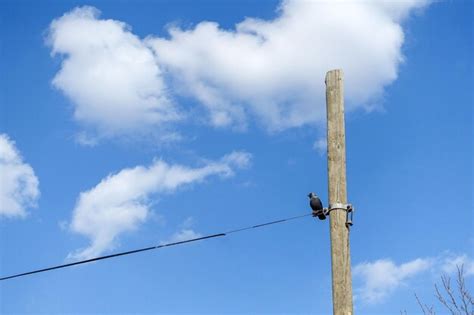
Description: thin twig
xmin=456 ymin=265 xmax=473 ymax=315
xmin=416 ymin=292 xmax=436 ymax=315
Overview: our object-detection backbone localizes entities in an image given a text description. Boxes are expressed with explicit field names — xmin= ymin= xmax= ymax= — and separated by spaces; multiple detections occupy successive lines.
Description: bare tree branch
xmin=445 ymin=274 xmax=461 ymax=313
xmin=456 ymin=265 xmax=474 ymax=315
xmin=416 ymin=292 xmax=436 ymax=315
xmin=413 ymin=263 xmax=473 ymax=315
xmin=435 ymin=280 xmax=458 ymax=315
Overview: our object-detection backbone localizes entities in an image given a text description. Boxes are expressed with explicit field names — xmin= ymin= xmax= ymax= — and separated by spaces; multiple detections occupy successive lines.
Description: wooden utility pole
xmin=325 ymin=69 xmax=353 ymax=315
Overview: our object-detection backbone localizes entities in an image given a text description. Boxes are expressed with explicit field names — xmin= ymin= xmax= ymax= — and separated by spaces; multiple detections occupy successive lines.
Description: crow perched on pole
xmin=308 ymin=192 xmax=326 ymax=220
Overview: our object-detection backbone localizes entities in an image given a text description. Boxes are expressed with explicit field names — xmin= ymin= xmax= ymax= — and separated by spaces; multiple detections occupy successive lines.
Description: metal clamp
xmin=327 ymin=203 xmax=354 ymax=228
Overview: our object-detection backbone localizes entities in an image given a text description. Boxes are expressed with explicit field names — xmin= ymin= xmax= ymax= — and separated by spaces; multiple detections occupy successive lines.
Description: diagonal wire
xmin=224 ymin=213 xmax=311 ymax=234
xmin=0 ymin=213 xmax=312 ymax=281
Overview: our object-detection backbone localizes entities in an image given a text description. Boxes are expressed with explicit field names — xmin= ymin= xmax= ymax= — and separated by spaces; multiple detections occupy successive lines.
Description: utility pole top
xmin=325 ymin=69 xmax=343 ymax=86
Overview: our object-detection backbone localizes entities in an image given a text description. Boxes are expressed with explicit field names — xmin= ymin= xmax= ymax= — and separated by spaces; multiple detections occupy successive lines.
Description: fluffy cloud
xmin=68 ymin=151 xmax=251 ymax=260
xmin=48 ymin=0 xmax=432 ymax=139
xmin=47 ymin=7 xmax=180 ymax=139
xmin=0 ymin=134 xmax=40 ymax=218
xmin=440 ymin=253 xmax=474 ymax=276
xmin=161 ymin=217 xmax=202 ymax=245
xmin=313 ymin=136 xmax=327 ymax=156
xmin=353 ymin=258 xmax=431 ymax=304
xmin=353 ymin=253 xmax=474 ymax=304
xmin=148 ymin=0 xmax=432 ymax=130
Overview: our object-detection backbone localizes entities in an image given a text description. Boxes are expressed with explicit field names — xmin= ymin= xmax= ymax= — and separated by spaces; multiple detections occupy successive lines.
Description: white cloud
xmin=353 ymin=258 xmax=432 ymax=304
xmin=74 ymin=132 xmax=99 ymax=147
xmin=48 ymin=1 xmax=433 ymax=140
xmin=313 ymin=136 xmax=327 ymax=156
xmin=220 ymin=150 xmax=252 ymax=169
xmin=160 ymin=216 xmax=202 ymax=245
xmin=47 ymin=6 xmax=180 ymax=140
xmin=353 ymin=253 xmax=474 ymax=304
xmin=148 ymin=0 xmax=432 ymax=131
xmin=0 ymin=134 xmax=40 ymax=218
xmin=440 ymin=253 xmax=474 ymax=277
xmin=67 ymin=151 xmax=251 ymax=260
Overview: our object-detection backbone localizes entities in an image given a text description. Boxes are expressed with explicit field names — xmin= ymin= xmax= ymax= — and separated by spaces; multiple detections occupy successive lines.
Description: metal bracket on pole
xmin=327 ymin=203 xmax=354 ymax=228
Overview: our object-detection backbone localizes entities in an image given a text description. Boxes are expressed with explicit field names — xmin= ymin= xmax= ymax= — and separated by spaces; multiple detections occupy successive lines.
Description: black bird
xmin=308 ymin=192 xmax=326 ymax=220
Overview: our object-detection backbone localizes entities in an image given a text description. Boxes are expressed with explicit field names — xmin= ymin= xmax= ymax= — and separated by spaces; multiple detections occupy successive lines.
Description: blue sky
xmin=0 ymin=0 xmax=472 ymax=314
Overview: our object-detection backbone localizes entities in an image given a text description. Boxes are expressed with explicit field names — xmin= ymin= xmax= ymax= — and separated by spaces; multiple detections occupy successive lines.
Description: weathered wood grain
xmin=326 ymin=69 xmax=353 ymax=315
